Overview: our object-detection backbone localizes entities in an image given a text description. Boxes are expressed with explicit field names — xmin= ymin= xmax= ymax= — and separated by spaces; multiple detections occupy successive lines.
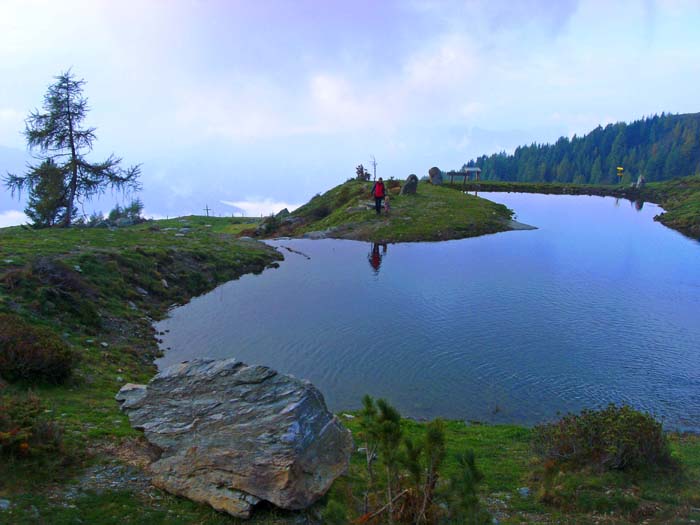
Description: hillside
xmin=460 ymin=112 xmax=700 ymax=185
xmin=263 ymin=179 xmax=521 ymax=243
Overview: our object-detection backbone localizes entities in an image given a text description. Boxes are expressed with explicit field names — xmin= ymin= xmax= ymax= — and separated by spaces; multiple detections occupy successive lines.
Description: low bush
xmin=532 ymin=404 xmax=673 ymax=471
xmin=0 ymin=313 xmax=77 ymax=383
xmin=0 ymin=392 xmax=63 ymax=457
xmin=310 ymin=204 xmax=331 ymax=219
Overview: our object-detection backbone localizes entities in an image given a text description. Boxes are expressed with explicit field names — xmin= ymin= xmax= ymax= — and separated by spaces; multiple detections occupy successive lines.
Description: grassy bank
xmin=332 ymin=416 xmax=700 ymax=524
xmin=0 ymin=216 xmax=288 ymax=522
xmin=270 ymin=179 xmax=515 ymax=243
xmin=446 ymin=175 xmax=700 ymax=239
xmin=0 ymin=216 xmax=278 ymax=442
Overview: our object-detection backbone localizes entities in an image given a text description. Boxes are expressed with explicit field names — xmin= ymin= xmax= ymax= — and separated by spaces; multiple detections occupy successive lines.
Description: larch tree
xmin=4 ymin=71 xmax=141 ymax=226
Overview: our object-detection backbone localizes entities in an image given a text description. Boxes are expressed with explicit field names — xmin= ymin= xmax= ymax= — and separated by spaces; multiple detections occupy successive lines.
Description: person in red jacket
xmin=370 ymin=177 xmax=386 ymax=215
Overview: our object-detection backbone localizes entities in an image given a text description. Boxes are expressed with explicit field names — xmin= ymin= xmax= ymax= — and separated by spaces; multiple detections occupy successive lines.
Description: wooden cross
xmin=203 ymin=205 xmax=211 ymax=217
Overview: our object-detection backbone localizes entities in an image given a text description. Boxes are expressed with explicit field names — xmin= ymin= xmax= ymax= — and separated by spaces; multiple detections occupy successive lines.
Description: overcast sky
xmin=1 ymin=0 xmax=700 ymax=226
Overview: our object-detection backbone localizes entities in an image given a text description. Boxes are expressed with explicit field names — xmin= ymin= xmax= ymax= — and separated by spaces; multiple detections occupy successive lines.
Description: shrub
xmin=321 ymin=499 xmax=348 ymax=525
xmin=310 ymin=204 xmax=331 ymax=219
xmin=0 ymin=313 xmax=77 ymax=383
xmin=532 ymin=404 xmax=672 ymax=471
xmin=0 ymin=392 xmax=63 ymax=457
xmin=442 ymin=450 xmax=492 ymax=524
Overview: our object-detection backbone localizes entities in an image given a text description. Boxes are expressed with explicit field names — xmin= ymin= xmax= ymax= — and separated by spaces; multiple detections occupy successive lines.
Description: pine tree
xmin=4 ymin=71 xmax=141 ymax=226
xmin=23 ymin=159 xmax=67 ymax=227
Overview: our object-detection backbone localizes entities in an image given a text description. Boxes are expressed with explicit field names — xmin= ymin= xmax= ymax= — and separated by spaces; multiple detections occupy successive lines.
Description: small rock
xmin=174 ymin=233 xmax=185 ymax=237
xmin=518 ymin=487 xmax=530 ymax=498
xmin=73 ymin=264 xmax=82 ymax=272
xmin=86 ymin=339 xmax=94 ymax=344
xmin=127 ymin=301 xmax=137 ymax=310
xmin=116 ymin=376 xmax=124 ymax=383
xmin=136 ymin=286 xmax=149 ymax=296
xmin=3 ymin=259 xmax=14 ymax=264
xmin=342 ymin=413 xmax=355 ymax=419
xmin=0 ymin=499 xmax=10 ymax=511
xmin=303 ymin=229 xmax=332 ymax=240
xmin=100 ymin=342 xmax=109 ymax=348
xmin=161 ymin=279 xmax=169 ymax=289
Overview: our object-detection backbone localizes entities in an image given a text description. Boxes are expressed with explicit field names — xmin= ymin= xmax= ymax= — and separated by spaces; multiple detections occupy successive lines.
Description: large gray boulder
xmin=400 ymin=174 xmax=419 ymax=195
xmin=116 ymin=358 xmax=353 ymax=519
xmin=428 ymin=167 xmax=442 ymax=185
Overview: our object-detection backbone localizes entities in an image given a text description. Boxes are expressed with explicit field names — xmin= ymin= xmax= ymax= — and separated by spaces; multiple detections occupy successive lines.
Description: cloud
xmin=0 ymin=210 xmax=28 ymax=228
xmin=220 ymin=199 xmax=302 ymax=217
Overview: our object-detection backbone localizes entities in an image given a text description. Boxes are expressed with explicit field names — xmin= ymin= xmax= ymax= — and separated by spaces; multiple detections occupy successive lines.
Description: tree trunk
xmin=386 ymin=465 xmax=393 ymax=524
xmin=63 ymin=83 xmax=79 ymax=227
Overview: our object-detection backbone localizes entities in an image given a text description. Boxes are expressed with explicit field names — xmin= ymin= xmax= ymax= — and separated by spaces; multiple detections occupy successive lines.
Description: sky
xmin=1 ymin=0 xmax=700 ymax=226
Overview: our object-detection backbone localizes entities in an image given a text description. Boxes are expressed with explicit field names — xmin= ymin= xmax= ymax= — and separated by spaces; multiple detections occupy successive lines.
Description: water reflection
xmin=157 ymin=194 xmax=700 ymax=430
xmin=634 ymin=199 xmax=644 ymax=211
xmin=368 ymin=243 xmax=388 ymax=273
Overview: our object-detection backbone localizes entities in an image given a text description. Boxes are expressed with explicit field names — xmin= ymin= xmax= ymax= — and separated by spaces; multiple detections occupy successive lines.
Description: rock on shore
xmin=116 ymin=358 xmax=353 ymax=518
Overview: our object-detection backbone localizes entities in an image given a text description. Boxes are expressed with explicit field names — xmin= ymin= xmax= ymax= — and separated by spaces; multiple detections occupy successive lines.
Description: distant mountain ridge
xmin=460 ymin=112 xmax=700 ymax=184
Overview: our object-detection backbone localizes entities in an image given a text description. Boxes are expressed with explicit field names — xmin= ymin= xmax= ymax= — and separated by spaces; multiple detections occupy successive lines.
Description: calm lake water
xmin=156 ymin=193 xmax=700 ymax=431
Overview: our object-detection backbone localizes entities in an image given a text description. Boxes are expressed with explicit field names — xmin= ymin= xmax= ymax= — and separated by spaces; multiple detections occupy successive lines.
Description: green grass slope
xmin=0 ymin=217 xmax=286 ymax=521
xmin=284 ymin=179 xmax=516 ymax=242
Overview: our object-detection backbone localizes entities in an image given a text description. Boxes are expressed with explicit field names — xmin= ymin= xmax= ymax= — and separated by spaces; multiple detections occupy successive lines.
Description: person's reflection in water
xmin=368 ymin=243 xmax=388 ymax=274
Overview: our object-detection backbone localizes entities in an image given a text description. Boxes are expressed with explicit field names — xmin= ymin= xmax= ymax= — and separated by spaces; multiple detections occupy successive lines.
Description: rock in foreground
xmin=116 ymin=358 xmax=353 ymax=518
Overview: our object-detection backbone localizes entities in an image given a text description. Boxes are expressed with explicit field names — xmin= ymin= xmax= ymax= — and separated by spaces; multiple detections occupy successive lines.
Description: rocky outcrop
xmin=401 ymin=174 xmax=419 ymax=195
xmin=116 ymin=358 xmax=353 ymax=519
xmin=428 ymin=167 xmax=442 ymax=185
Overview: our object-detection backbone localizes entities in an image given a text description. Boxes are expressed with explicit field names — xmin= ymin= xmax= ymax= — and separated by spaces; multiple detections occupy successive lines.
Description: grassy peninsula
xmin=268 ymin=179 xmax=520 ymax=243
xmin=445 ymin=175 xmax=700 ymax=240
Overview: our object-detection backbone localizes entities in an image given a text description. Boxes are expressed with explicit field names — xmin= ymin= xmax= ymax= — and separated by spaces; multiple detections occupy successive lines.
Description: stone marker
xmin=428 ymin=167 xmax=442 ymax=185
xmin=400 ymin=174 xmax=419 ymax=195
xmin=116 ymin=358 xmax=353 ymax=518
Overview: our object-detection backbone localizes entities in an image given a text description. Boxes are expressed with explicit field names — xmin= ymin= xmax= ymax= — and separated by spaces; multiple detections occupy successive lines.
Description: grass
xmin=329 ymin=416 xmax=700 ymax=524
xmin=446 ymin=175 xmax=700 ymax=240
xmin=280 ymin=179 xmax=515 ymax=242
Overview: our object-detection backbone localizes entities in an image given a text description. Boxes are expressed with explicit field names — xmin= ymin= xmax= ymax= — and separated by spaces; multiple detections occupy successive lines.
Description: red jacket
xmin=372 ymin=181 xmax=386 ymax=198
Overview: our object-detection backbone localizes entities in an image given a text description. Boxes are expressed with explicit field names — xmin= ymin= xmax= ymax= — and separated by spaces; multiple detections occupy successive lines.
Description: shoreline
xmin=445 ymin=177 xmax=700 ymax=240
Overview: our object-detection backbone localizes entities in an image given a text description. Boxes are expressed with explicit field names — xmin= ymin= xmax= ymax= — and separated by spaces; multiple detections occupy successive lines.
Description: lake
xmin=156 ymin=193 xmax=700 ymax=431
